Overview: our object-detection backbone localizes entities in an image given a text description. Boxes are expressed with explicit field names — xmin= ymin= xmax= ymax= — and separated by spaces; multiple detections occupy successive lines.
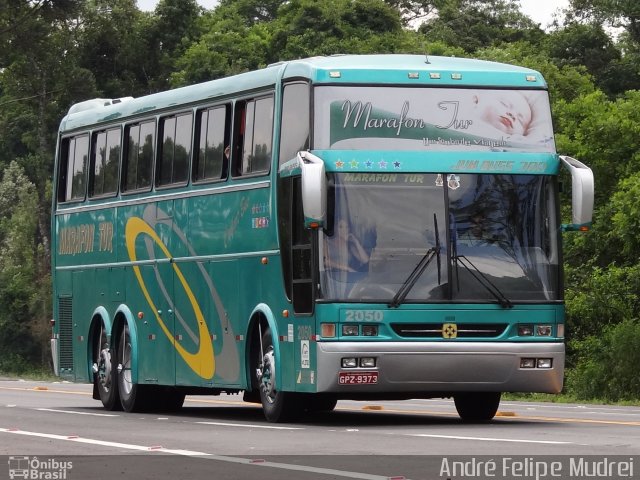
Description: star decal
xmin=349 ymin=159 xmax=359 ymax=169
xmin=378 ymin=160 xmax=388 ymax=169
xmin=393 ymin=161 xmax=402 ymax=169
xmin=365 ymin=160 xmax=373 ymax=169
xmin=335 ymin=160 xmax=345 ymax=169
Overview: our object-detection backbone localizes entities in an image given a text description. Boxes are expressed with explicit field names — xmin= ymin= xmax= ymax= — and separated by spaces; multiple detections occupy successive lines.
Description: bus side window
xmin=232 ymin=95 xmax=273 ymax=176
xmin=193 ymin=105 xmax=230 ymax=182
xmin=123 ymin=120 xmax=155 ymax=192
xmin=157 ymin=112 xmax=192 ymax=187
xmin=90 ymin=127 xmax=120 ymax=198
xmin=58 ymin=133 xmax=89 ymax=203
xmin=279 ymin=83 xmax=310 ymax=168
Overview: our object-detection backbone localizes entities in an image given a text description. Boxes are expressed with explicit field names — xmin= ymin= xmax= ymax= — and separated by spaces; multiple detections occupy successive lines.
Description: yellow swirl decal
xmin=125 ymin=217 xmax=215 ymax=379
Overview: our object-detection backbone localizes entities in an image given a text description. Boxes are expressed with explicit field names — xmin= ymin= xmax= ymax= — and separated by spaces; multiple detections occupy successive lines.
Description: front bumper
xmin=316 ymin=341 xmax=564 ymax=394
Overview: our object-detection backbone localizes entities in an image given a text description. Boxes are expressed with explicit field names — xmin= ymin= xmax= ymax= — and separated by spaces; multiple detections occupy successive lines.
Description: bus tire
xmin=454 ymin=392 xmax=501 ymax=422
xmin=116 ymin=323 xmax=151 ymax=412
xmin=257 ymin=327 xmax=301 ymax=422
xmin=94 ymin=323 xmax=120 ymax=411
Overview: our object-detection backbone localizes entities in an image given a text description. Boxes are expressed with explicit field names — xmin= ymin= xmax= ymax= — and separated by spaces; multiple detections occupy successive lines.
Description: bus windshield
xmin=319 ymin=173 xmax=560 ymax=304
xmin=314 ymin=86 xmax=555 ymax=152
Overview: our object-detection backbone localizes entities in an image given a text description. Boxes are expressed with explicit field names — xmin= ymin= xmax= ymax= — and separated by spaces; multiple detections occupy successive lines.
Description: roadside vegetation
xmin=1 ymin=0 xmax=639 ymax=401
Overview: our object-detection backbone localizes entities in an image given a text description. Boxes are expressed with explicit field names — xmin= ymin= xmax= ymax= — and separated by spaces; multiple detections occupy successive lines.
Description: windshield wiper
xmin=389 ymin=214 xmax=442 ymax=308
xmin=452 ymin=254 xmax=513 ymax=309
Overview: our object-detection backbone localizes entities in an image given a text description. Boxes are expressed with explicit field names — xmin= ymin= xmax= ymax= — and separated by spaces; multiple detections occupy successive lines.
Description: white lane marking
xmin=194 ymin=421 xmax=302 ymax=430
xmin=37 ymin=408 xmax=119 ymax=417
xmin=0 ymin=427 xmax=391 ymax=480
xmin=500 ymin=402 xmax=640 ymax=415
xmin=0 ymin=427 xmax=209 ymax=455
xmin=406 ymin=433 xmax=573 ymax=445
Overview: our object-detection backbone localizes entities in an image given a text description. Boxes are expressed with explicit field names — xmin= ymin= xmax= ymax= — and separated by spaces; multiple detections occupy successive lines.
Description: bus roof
xmin=59 ymin=54 xmax=547 ymax=133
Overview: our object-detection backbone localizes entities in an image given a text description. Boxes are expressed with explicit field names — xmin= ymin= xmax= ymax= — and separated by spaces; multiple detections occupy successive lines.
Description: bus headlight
xmin=518 ymin=325 xmax=534 ymax=336
xmin=520 ymin=358 xmax=536 ymax=368
xmin=362 ymin=325 xmax=378 ymax=337
xmin=342 ymin=325 xmax=359 ymax=336
xmin=536 ymin=325 xmax=552 ymax=336
xmin=341 ymin=358 xmax=357 ymax=368
xmin=359 ymin=357 xmax=376 ymax=368
xmin=537 ymin=358 xmax=553 ymax=369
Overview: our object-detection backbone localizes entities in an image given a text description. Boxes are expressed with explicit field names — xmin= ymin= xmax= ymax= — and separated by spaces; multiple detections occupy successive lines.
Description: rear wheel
xmin=256 ymin=327 xmax=300 ymax=422
xmin=116 ymin=323 xmax=151 ymax=412
xmin=454 ymin=392 xmax=501 ymax=422
xmin=94 ymin=323 xmax=120 ymax=411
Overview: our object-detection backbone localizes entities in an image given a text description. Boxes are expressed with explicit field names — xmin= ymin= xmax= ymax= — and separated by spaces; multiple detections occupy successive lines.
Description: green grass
xmin=503 ymin=392 xmax=640 ymax=407
xmin=0 ymin=367 xmax=58 ymax=382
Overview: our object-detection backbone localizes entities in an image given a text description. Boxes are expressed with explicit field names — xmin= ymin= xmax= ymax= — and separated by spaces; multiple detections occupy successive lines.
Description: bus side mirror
xmin=298 ymin=151 xmax=327 ymax=228
xmin=560 ymin=155 xmax=594 ymax=232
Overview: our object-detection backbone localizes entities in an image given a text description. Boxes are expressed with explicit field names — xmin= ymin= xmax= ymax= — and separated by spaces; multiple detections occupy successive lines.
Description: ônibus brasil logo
xmin=8 ymin=456 xmax=72 ymax=480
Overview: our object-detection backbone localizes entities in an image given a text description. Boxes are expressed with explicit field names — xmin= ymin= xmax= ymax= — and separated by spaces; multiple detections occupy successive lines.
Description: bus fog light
xmin=362 ymin=325 xmax=378 ymax=336
xmin=321 ymin=323 xmax=336 ymax=338
xmin=518 ymin=325 xmax=534 ymax=336
xmin=520 ymin=358 xmax=535 ymax=368
xmin=537 ymin=358 xmax=553 ymax=369
xmin=342 ymin=358 xmax=357 ymax=368
xmin=342 ymin=325 xmax=359 ymax=336
xmin=360 ymin=357 xmax=376 ymax=368
xmin=536 ymin=325 xmax=552 ymax=336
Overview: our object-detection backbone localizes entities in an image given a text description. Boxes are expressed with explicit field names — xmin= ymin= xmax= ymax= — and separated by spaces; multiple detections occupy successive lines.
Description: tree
xmin=544 ymin=22 xmax=638 ymax=96
xmin=419 ymin=0 xmax=544 ymax=53
xmin=75 ymin=0 xmax=159 ymax=96
xmin=0 ymin=162 xmax=45 ymax=371
xmin=269 ymin=0 xmax=406 ymax=59
xmin=570 ymin=0 xmax=640 ymax=46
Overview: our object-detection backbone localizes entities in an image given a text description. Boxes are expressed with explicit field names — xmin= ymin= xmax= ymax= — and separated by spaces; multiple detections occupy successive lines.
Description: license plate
xmin=338 ymin=371 xmax=378 ymax=385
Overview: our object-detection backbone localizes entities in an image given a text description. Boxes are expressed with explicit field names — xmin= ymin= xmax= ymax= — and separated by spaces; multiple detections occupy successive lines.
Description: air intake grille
xmin=58 ymin=297 xmax=73 ymax=370
xmin=391 ymin=323 xmax=507 ymax=338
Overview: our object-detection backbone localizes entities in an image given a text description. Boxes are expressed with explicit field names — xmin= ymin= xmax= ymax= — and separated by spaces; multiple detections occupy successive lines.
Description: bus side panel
xmin=131 ymin=264 xmax=176 ymax=386
xmin=205 ymin=260 xmax=242 ymax=387
xmin=71 ymin=269 xmax=94 ymax=383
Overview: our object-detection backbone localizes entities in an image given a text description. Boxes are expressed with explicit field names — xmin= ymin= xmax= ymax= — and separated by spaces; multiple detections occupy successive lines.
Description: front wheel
xmin=256 ymin=327 xmax=300 ymax=422
xmin=454 ymin=392 xmax=501 ymax=422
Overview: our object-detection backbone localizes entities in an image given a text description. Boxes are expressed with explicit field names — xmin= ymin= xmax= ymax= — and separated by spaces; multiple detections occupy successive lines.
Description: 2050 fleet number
xmin=344 ymin=310 xmax=384 ymax=322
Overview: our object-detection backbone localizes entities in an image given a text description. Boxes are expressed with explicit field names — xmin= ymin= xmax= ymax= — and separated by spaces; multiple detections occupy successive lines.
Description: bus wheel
xmin=94 ymin=323 xmax=120 ymax=411
xmin=454 ymin=392 xmax=501 ymax=422
xmin=256 ymin=328 xmax=300 ymax=422
xmin=116 ymin=323 xmax=150 ymax=412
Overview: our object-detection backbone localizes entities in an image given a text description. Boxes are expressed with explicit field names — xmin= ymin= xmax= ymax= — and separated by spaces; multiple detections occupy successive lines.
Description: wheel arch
xmin=112 ymin=304 xmax=139 ymax=385
xmin=244 ymin=303 xmax=279 ymax=392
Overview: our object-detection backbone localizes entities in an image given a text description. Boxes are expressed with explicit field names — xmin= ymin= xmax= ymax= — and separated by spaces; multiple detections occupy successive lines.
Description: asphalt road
xmin=1 ymin=379 xmax=639 ymax=480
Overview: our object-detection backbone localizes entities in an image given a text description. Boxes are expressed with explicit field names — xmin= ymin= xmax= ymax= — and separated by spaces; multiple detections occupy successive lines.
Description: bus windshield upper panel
xmin=318 ymin=173 xmax=560 ymax=304
xmin=314 ymin=86 xmax=555 ymax=152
